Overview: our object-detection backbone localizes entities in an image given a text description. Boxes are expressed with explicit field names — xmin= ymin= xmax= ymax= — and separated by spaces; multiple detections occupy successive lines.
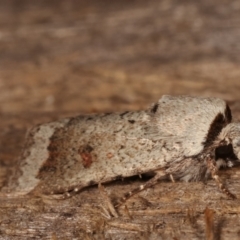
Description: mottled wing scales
xmin=8 ymin=95 xmax=235 ymax=201
xmin=36 ymin=114 xmax=183 ymax=195
xmin=10 ymin=110 xmax=182 ymax=195
xmin=8 ymin=119 xmax=70 ymax=195
xmin=147 ymin=95 xmax=231 ymax=156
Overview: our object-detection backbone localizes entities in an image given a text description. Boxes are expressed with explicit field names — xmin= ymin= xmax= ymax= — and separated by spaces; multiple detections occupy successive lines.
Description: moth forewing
xmin=6 ymin=95 xmax=238 ymax=201
xmin=8 ymin=110 xmax=178 ymax=195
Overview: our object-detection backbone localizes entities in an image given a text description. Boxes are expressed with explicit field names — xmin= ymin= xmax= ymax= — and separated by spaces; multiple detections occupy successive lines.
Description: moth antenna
xmin=115 ymin=170 xmax=166 ymax=207
xmin=207 ymin=157 xmax=236 ymax=199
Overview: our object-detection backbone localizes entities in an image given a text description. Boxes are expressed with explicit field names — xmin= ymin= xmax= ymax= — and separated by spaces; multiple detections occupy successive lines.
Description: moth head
xmin=220 ymin=123 xmax=240 ymax=160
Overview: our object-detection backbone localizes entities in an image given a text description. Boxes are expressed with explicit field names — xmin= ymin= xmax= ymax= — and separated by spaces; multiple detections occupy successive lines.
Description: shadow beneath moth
xmin=8 ymin=95 xmax=240 ymax=202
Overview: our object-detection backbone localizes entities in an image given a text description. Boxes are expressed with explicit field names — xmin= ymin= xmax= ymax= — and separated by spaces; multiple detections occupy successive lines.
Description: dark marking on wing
xmin=128 ymin=119 xmax=135 ymax=124
xmin=120 ymin=111 xmax=129 ymax=118
xmin=37 ymin=129 xmax=64 ymax=178
xmin=88 ymin=180 xmax=97 ymax=185
xmin=225 ymin=104 xmax=232 ymax=122
xmin=204 ymin=105 xmax=232 ymax=147
xmin=78 ymin=145 xmax=94 ymax=168
xmin=67 ymin=116 xmax=82 ymax=126
xmin=150 ymin=103 xmax=159 ymax=114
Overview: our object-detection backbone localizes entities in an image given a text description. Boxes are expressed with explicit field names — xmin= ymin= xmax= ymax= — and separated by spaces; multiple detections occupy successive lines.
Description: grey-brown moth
xmin=8 ymin=95 xmax=240 ymax=200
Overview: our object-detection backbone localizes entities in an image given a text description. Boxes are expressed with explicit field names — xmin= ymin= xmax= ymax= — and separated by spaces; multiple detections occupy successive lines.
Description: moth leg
xmin=207 ymin=157 xmax=236 ymax=199
xmin=45 ymin=185 xmax=85 ymax=200
xmin=115 ymin=170 xmax=166 ymax=207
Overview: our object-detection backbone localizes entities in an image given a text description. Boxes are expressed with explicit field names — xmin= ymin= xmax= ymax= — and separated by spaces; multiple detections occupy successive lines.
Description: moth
xmin=8 ymin=95 xmax=240 ymax=201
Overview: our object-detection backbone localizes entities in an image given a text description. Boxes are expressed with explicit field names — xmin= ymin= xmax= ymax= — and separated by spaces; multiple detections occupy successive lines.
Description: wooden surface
xmin=1 ymin=0 xmax=240 ymax=239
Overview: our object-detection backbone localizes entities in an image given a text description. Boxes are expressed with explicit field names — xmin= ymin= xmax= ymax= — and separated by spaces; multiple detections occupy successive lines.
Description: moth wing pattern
xmin=146 ymin=95 xmax=232 ymax=157
xmin=9 ymin=110 xmax=177 ymax=195
xmin=7 ymin=95 xmax=234 ymax=198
